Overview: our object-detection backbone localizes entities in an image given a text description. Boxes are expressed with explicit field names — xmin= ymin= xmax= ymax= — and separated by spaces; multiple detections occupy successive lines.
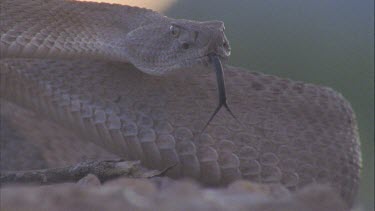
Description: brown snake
xmin=0 ymin=0 xmax=361 ymax=206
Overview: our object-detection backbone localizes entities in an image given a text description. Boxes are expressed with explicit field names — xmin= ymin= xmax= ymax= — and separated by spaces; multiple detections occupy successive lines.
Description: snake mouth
xmin=169 ymin=51 xmax=230 ymax=73
xmin=183 ymin=53 xmax=228 ymax=67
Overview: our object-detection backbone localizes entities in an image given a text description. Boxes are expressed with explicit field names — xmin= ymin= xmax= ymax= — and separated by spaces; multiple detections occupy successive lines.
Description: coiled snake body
xmin=0 ymin=0 xmax=361 ymax=206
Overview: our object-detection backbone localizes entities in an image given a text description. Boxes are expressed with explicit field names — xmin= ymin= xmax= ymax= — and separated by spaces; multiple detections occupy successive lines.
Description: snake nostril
xmin=223 ymin=41 xmax=228 ymax=48
xmin=182 ymin=43 xmax=189 ymax=49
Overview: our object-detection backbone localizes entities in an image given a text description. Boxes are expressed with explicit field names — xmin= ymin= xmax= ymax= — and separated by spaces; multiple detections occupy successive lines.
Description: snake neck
xmin=0 ymin=0 xmax=164 ymax=63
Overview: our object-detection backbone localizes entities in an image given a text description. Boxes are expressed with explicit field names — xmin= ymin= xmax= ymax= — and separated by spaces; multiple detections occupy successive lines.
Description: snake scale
xmin=0 ymin=0 xmax=361 ymax=206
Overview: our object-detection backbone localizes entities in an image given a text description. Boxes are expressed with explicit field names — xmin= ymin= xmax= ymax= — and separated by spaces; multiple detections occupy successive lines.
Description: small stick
xmin=1 ymin=159 xmax=142 ymax=185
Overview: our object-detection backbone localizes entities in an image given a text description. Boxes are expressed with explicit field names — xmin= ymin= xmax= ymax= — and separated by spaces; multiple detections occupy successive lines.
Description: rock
xmin=77 ymin=174 xmax=101 ymax=187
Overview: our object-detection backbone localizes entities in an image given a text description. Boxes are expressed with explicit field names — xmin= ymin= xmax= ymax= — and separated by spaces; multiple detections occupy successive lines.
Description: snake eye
xmin=169 ymin=25 xmax=180 ymax=38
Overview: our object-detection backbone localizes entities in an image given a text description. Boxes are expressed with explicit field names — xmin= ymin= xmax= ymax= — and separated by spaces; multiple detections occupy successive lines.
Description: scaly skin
xmin=0 ymin=0 xmax=361 ymax=206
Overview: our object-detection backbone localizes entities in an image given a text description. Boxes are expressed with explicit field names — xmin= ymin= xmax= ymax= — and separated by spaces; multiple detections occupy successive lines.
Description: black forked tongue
xmin=201 ymin=54 xmax=240 ymax=133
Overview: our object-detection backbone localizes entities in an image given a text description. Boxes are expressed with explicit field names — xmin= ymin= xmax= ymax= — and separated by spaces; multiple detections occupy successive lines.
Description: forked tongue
xmin=201 ymin=54 xmax=240 ymax=133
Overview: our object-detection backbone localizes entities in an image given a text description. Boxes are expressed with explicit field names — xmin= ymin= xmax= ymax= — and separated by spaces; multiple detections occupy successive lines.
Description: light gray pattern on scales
xmin=0 ymin=0 xmax=361 ymax=206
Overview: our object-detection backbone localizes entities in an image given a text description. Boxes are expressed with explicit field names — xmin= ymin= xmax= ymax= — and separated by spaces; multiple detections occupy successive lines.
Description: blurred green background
xmin=166 ymin=0 xmax=374 ymax=210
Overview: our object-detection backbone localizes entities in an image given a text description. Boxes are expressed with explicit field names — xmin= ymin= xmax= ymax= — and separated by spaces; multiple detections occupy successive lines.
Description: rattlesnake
xmin=0 ymin=0 xmax=361 ymax=206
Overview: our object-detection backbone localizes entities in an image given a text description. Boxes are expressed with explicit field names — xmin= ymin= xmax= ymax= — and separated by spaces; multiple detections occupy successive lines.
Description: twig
xmin=1 ymin=159 xmax=142 ymax=185
xmin=150 ymin=162 xmax=178 ymax=178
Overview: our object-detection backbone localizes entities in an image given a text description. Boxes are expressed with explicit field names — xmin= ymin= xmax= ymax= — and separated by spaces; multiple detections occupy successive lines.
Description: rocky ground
xmin=1 ymin=174 xmax=348 ymax=211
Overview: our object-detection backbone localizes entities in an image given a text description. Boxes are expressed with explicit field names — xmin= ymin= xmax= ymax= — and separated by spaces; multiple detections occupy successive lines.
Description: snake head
xmin=123 ymin=19 xmax=231 ymax=75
